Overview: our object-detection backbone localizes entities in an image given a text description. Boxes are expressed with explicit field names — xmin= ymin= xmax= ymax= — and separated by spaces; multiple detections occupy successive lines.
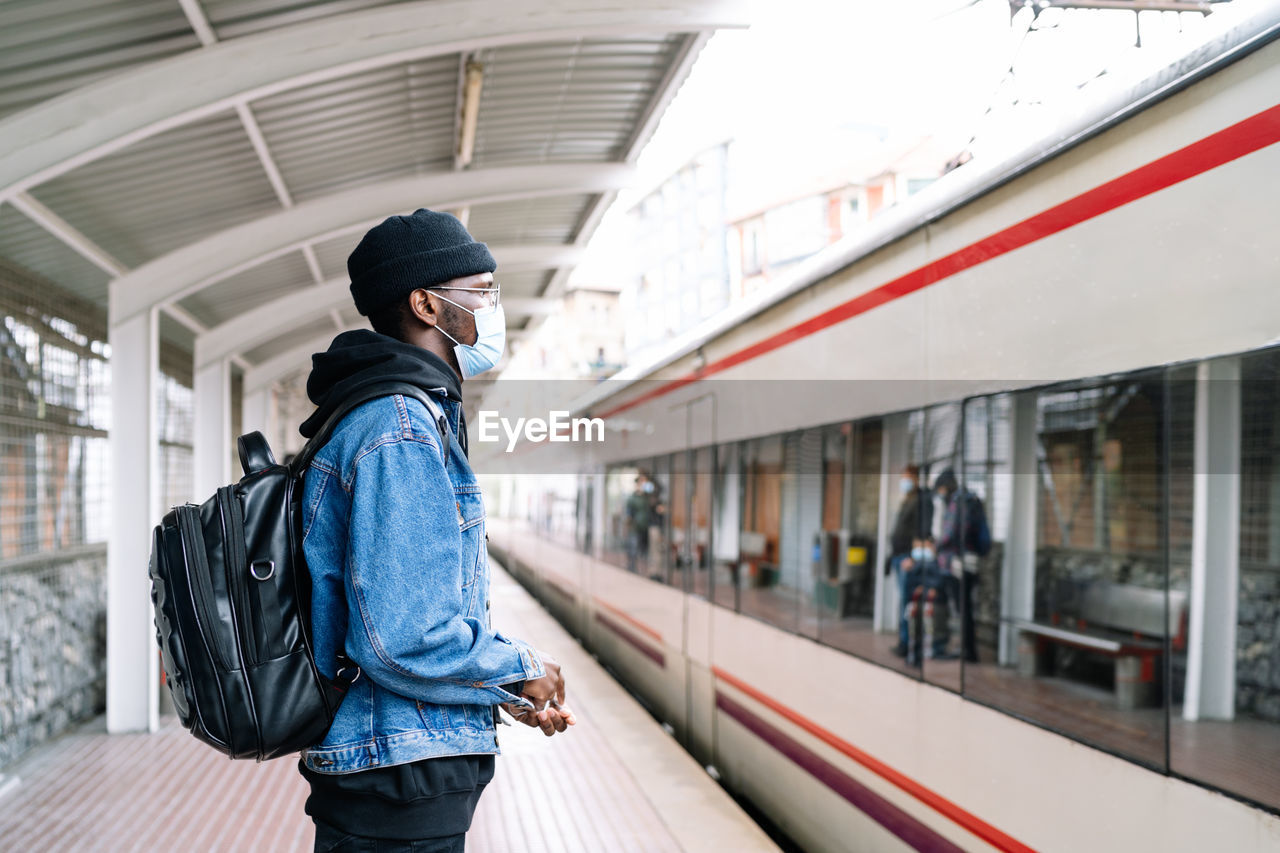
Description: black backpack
xmin=148 ymin=382 xmax=448 ymax=760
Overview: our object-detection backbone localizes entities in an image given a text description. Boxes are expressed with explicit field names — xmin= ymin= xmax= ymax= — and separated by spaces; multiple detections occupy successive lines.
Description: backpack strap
xmin=291 ymin=381 xmax=452 ymax=691
xmin=290 ymin=381 xmax=451 ymax=475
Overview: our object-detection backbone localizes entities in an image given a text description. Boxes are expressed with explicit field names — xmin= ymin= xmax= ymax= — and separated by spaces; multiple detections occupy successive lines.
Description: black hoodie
xmin=299 ymin=330 xmax=465 ymax=448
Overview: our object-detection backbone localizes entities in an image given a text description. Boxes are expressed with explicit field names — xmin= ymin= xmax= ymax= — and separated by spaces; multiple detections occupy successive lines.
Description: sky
xmin=564 ymin=0 xmax=1254 ymax=290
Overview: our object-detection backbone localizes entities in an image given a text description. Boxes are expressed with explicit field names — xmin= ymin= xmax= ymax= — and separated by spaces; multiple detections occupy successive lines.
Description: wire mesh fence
xmin=0 ymin=266 xmax=193 ymax=767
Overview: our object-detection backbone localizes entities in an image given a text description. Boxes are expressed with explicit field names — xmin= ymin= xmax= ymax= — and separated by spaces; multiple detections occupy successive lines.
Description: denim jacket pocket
xmin=417 ymin=699 xmax=454 ymax=731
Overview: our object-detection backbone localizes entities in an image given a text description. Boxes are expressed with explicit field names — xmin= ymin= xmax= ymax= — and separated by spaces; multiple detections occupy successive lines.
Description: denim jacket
xmin=299 ymin=392 xmax=544 ymax=774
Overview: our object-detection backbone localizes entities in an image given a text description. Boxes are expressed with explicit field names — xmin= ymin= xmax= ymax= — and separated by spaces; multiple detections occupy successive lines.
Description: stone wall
xmin=0 ymin=548 xmax=107 ymax=768
xmin=1237 ymin=567 xmax=1280 ymax=722
xmin=1034 ymin=545 xmax=1189 ymax=608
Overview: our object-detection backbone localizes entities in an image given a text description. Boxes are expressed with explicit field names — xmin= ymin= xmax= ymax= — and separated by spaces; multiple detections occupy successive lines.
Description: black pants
xmin=301 ymin=754 xmax=493 ymax=853
xmin=314 ymin=820 xmax=465 ymax=852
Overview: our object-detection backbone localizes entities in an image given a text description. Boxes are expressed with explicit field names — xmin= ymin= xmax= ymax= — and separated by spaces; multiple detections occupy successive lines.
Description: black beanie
xmin=347 ymin=208 xmax=497 ymax=316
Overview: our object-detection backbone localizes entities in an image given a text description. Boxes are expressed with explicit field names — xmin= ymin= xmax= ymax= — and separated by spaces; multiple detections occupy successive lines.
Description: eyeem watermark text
xmin=477 ymin=410 xmax=605 ymax=452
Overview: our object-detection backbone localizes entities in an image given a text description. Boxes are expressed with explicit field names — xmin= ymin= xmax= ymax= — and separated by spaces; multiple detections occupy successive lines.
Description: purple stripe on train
xmin=716 ymin=692 xmax=966 ymax=853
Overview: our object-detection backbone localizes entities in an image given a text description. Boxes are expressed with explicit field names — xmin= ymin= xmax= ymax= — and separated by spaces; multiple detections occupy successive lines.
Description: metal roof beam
xmin=109 ymin=163 xmax=632 ymax=325
xmin=194 ymin=243 xmax=582 ymax=368
xmin=8 ymin=192 xmax=127 ymax=278
xmin=0 ymin=0 xmax=754 ymax=202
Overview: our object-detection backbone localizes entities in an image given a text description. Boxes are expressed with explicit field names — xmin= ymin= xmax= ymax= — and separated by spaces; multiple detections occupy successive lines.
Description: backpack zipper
xmin=218 ymin=486 xmax=259 ymax=665
xmin=177 ymin=506 xmax=236 ymax=671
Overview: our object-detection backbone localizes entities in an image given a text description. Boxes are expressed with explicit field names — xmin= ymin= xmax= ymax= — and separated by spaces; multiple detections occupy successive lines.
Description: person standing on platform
xmin=934 ymin=467 xmax=987 ymax=663
xmin=296 ymin=209 xmax=575 ymax=853
xmin=890 ymin=464 xmax=933 ymax=658
xmin=626 ymin=472 xmax=654 ymax=574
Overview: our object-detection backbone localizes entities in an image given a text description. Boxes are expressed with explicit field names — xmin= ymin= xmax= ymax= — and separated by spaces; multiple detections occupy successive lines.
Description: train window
xmin=814 ymin=421 xmax=903 ymax=669
xmin=690 ymin=447 xmax=714 ymax=599
xmin=575 ymin=475 xmax=594 ymax=556
xmin=712 ymin=442 xmax=742 ymax=611
xmin=669 ymin=450 xmax=691 ymax=591
xmin=738 ymin=435 xmax=795 ymax=632
xmin=962 ymin=375 xmax=1173 ymax=770
xmin=603 ymin=465 xmax=642 ymax=572
xmin=1170 ymin=354 xmax=1280 ymax=811
xmin=914 ymin=403 xmax=964 ymax=692
xmin=649 ymin=456 xmax=675 ymax=585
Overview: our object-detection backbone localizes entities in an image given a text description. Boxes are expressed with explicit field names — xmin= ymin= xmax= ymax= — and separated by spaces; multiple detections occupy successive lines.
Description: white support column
xmin=106 ymin=308 xmax=161 ymax=734
xmin=1184 ymin=357 xmax=1241 ymax=721
xmin=1000 ymin=391 xmax=1039 ymax=666
xmin=194 ymin=358 xmax=233 ymax=499
xmin=241 ymin=387 xmax=271 ymax=440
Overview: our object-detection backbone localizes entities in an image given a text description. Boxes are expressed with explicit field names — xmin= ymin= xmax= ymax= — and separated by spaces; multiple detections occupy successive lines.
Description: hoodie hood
xmin=299 ymin=330 xmax=461 ymax=439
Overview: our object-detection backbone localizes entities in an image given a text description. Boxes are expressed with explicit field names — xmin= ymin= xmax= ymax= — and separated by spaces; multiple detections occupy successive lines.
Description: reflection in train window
xmin=959 ymin=395 xmax=1012 ymax=670
xmin=914 ymin=403 xmax=964 ymax=691
xmin=962 ymin=375 xmax=1178 ymax=769
xmin=512 ymin=349 xmax=1280 ymax=814
xmin=814 ymin=421 xmax=901 ymax=668
xmin=669 ymin=450 xmax=690 ymax=591
xmin=738 ymin=435 xmax=795 ymax=631
xmin=575 ymin=475 xmax=594 ymax=556
xmin=689 ymin=447 xmax=714 ymax=599
xmin=712 ymin=442 xmax=742 ymax=611
xmin=1170 ymin=353 xmax=1280 ymax=811
xmin=603 ymin=464 xmax=641 ymax=572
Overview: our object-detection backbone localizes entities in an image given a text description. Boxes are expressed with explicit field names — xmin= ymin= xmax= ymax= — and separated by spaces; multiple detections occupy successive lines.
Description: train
xmin=479 ymin=8 xmax=1280 ymax=852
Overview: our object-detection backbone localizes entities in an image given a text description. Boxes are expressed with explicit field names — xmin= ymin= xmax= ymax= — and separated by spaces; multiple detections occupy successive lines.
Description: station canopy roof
xmin=0 ymin=0 xmax=751 ymax=394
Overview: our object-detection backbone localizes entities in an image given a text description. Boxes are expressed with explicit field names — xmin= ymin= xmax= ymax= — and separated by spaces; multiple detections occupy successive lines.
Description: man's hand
xmin=503 ymin=652 xmax=576 ymax=737
xmin=900 ymin=557 xmax=915 ymax=571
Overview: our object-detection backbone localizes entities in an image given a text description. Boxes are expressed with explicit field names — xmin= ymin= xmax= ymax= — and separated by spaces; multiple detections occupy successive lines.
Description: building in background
xmin=620 ymin=143 xmax=731 ymax=358
xmin=501 ymin=284 xmax=626 ymax=382
xmin=615 ymin=129 xmax=959 ymax=361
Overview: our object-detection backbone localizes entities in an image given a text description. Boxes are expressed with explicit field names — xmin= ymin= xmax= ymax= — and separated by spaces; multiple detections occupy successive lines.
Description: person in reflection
xmin=899 ymin=536 xmax=953 ymax=664
xmin=296 ymin=209 xmax=575 ymax=852
xmin=934 ymin=468 xmax=986 ymax=663
xmin=889 ymin=464 xmax=934 ymax=658
xmin=625 ymin=472 xmax=654 ymax=574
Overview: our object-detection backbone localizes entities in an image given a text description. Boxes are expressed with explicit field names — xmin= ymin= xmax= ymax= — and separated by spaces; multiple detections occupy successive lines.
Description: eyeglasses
xmin=428 ymin=283 xmax=501 ymax=309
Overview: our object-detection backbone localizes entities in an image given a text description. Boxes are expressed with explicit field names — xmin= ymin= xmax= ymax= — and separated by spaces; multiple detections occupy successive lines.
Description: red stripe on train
xmin=714 ymin=666 xmax=1038 ymax=853
xmin=598 ymin=103 xmax=1280 ymax=420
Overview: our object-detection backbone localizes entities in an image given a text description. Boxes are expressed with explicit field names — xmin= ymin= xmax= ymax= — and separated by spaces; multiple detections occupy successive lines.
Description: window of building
xmin=763 ymin=197 xmax=826 ymax=268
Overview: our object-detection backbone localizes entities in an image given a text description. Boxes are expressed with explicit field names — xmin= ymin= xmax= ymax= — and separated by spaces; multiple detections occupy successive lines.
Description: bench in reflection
xmin=1013 ymin=581 xmax=1188 ymax=710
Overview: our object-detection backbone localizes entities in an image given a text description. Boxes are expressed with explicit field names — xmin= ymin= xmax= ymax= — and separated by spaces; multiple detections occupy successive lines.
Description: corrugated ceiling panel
xmin=253 ymin=57 xmax=458 ymax=202
xmin=0 ymin=204 xmax=112 ymax=306
xmin=242 ymin=313 xmax=337 ymax=365
xmin=471 ymin=36 xmax=683 ymax=168
xmin=468 ymin=194 xmax=594 ymax=246
xmin=177 ymin=250 xmax=315 ymax=328
xmin=0 ymin=0 xmax=198 ymax=119
xmin=29 ymin=110 xmax=283 ymax=268
xmin=312 ymin=232 xmax=360 ymax=281
xmin=203 ymin=0 xmax=414 ymax=40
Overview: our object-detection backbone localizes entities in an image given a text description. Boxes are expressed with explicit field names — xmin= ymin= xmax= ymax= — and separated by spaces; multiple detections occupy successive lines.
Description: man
xmin=934 ymin=467 xmax=983 ymax=663
xmin=296 ymin=209 xmax=574 ymax=852
xmin=889 ymin=464 xmax=933 ymax=657
xmin=625 ymin=472 xmax=653 ymax=573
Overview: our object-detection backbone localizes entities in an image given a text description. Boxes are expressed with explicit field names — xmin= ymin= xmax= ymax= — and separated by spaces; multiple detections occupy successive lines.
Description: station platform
xmin=0 ymin=561 xmax=777 ymax=852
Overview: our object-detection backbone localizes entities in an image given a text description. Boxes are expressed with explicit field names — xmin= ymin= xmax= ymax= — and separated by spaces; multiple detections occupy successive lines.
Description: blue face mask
xmin=911 ymin=546 xmax=934 ymax=562
xmin=899 ymin=478 xmax=914 ymax=494
xmin=433 ymin=295 xmax=506 ymax=379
